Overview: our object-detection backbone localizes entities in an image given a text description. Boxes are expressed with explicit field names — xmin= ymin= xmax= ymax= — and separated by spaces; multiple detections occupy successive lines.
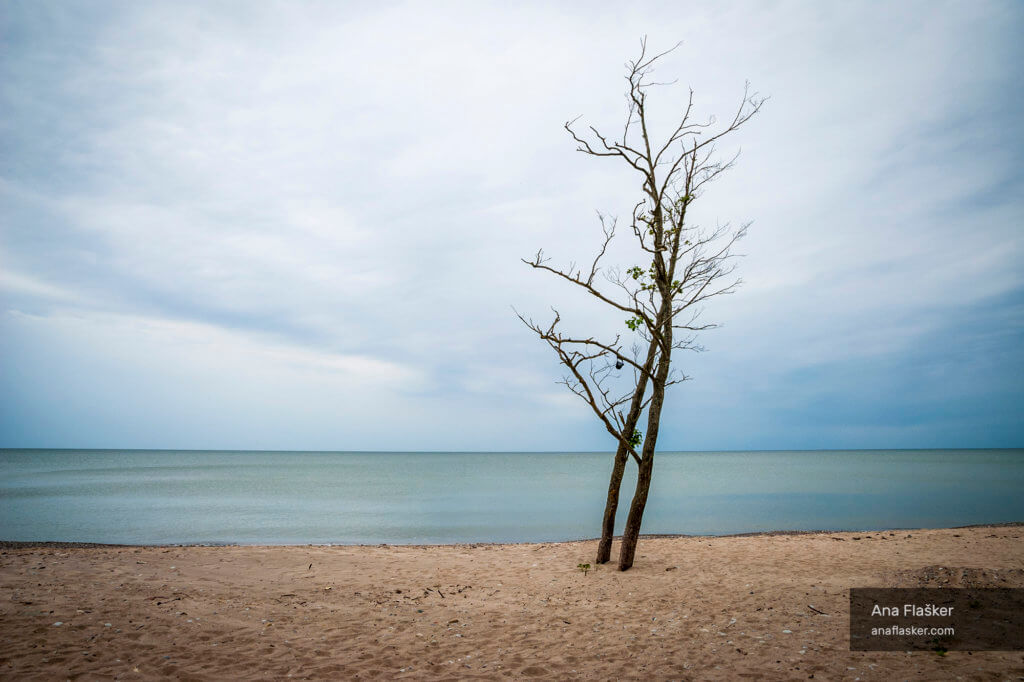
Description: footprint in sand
xmin=520 ymin=665 xmax=549 ymax=677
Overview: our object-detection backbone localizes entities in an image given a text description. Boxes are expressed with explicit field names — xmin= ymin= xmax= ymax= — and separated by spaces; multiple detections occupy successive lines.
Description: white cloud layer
xmin=1 ymin=1 xmax=1022 ymax=449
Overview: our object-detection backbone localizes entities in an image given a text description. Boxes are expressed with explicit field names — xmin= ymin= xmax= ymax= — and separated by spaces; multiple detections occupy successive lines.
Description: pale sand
xmin=1 ymin=526 xmax=1022 ymax=680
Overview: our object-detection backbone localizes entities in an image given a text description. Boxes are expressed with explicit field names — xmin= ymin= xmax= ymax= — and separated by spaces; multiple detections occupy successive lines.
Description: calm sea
xmin=0 ymin=449 xmax=1021 ymax=545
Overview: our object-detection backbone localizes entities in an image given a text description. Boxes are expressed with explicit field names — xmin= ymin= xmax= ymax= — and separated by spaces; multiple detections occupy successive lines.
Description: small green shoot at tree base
xmin=577 ymin=563 xmax=591 ymax=576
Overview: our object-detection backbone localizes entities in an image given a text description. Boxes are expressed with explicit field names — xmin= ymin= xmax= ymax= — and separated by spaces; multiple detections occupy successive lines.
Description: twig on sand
xmin=807 ymin=605 xmax=827 ymax=615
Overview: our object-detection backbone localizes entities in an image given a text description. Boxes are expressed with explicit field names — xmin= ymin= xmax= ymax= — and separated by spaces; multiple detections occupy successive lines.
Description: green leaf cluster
xmin=627 ymin=265 xmax=658 ymax=292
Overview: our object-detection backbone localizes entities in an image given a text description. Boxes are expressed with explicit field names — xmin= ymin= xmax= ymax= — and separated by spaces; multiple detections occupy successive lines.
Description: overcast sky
xmin=1 ymin=1 xmax=1021 ymax=451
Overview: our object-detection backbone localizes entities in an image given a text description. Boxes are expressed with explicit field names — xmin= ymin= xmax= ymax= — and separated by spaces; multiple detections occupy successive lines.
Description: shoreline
xmin=4 ymin=521 xmax=1022 ymax=550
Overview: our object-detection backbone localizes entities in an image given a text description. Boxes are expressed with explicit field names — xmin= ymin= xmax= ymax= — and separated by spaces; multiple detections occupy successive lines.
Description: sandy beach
xmin=1 ymin=525 xmax=1022 ymax=680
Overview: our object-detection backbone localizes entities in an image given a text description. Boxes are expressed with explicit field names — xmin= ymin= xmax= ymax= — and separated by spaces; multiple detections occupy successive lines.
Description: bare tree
xmin=519 ymin=39 xmax=764 ymax=571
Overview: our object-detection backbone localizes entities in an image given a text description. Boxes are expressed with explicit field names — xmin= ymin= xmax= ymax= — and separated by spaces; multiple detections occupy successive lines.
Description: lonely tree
xmin=519 ymin=41 xmax=764 ymax=571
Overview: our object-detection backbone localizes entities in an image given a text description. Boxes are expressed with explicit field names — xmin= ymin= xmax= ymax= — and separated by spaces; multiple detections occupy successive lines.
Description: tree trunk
xmin=617 ymin=386 xmax=664 ymax=570
xmin=595 ymin=341 xmax=659 ymax=564
xmin=617 ymin=444 xmax=654 ymax=570
xmin=618 ymin=313 xmax=673 ymax=571
xmin=596 ymin=445 xmax=628 ymax=563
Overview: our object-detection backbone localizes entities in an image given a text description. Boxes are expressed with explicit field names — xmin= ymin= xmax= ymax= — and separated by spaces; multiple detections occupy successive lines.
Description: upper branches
xmin=566 ymin=37 xmax=766 ymax=211
xmin=519 ymin=37 xmax=761 ymax=455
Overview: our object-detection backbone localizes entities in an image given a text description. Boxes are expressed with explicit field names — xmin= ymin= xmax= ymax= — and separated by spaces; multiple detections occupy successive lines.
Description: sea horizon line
xmin=2 ymin=446 xmax=1022 ymax=454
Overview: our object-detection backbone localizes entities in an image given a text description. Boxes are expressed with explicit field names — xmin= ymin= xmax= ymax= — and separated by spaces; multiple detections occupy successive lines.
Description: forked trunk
xmin=618 ymin=316 xmax=672 ymax=571
xmin=596 ymin=342 xmax=659 ymax=564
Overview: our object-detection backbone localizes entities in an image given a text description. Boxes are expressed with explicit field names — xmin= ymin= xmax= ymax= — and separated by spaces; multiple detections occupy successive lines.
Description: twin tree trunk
xmin=618 ymin=318 xmax=672 ymax=571
xmin=596 ymin=336 xmax=659 ymax=565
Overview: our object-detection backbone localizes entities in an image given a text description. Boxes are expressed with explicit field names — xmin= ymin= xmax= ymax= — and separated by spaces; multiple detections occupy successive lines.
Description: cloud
xmin=1 ymin=1 xmax=1022 ymax=449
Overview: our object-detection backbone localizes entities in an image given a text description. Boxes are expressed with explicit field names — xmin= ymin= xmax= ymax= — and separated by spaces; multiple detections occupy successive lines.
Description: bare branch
xmin=586 ymin=213 xmax=616 ymax=286
xmin=513 ymin=307 xmax=644 ymax=464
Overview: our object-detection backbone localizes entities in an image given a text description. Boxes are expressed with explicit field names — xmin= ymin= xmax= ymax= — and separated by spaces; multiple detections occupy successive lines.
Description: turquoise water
xmin=0 ymin=449 xmax=1021 ymax=545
